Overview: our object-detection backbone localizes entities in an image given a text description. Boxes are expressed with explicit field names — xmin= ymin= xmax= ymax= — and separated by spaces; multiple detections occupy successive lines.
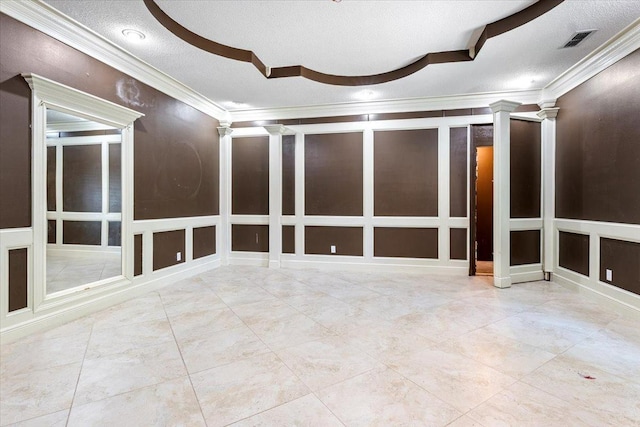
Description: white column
xmin=537 ymin=107 xmax=559 ymax=279
xmin=363 ymin=128 xmax=374 ymax=260
xmin=438 ymin=126 xmax=450 ymax=262
xmin=217 ymin=124 xmax=233 ymax=266
xmin=264 ymin=125 xmax=288 ymax=268
xmin=489 ymin=100 xmax=521 ymax=289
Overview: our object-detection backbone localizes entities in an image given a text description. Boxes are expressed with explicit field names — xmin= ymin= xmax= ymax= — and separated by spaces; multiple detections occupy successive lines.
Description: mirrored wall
xmin=45 ymin=108 xmax=123 ymax=294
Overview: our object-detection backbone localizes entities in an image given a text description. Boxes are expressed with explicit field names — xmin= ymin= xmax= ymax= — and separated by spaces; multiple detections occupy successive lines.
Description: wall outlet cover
xmin=177 ymin=252 xmax=182 ymax=261
xmin=330 ymin=245 xmax=336 ymax=254
xmin=605 ymin=269 xmax=612 ymax=281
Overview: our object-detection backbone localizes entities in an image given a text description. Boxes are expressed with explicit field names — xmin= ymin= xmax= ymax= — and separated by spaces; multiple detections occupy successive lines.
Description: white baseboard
xmin=280 ymin=258 xmax=468 ymax=275
xmin=553 ymin=269 xmax=640 ymax=320
xmin=510 ymin=264 xmax=544 ymax=284
xmin=0 ymin=258 xmax=220 ymax=344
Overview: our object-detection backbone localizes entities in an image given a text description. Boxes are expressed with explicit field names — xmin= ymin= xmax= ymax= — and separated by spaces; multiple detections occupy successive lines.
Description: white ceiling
xmin=42 ymin=0 xmax=640 ymax=113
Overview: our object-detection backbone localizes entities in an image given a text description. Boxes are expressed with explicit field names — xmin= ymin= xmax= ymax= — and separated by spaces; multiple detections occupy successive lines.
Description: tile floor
xmin=1 ymin=266 xmax=639 ymax=426
xmin=47 ymin=251 xmax=122 ymax=293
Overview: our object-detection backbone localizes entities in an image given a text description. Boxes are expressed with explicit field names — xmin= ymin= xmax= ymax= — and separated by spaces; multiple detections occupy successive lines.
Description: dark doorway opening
xmin=470 ymin=125 xmax=494 ymax=276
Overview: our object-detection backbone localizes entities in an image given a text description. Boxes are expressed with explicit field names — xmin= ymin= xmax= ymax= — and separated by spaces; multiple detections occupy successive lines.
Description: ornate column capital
xmin=537 ymin=107 xmax=559 ymax=120
xmin=217 ymin=126 xmax=233 ymax=137
xmin=489 ymin=100 xmax=521 ymax=113
xmin=263 ymin=124 xmax=288 ymax=135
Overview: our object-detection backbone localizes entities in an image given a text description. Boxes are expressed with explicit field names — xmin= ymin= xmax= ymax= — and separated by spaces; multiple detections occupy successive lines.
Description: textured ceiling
xmin=43 ymin=0 xmax=640 ymax=112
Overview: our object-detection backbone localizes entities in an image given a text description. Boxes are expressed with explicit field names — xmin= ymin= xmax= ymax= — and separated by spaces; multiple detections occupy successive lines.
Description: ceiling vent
xmin=561 ymin=30 xmax=597 ymax=48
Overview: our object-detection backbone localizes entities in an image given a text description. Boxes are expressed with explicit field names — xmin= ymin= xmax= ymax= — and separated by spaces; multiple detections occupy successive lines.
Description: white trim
xmin=218 ymin=126 xmax=233 ymax=265
xmin=0 ymin=0 xmax=228 ymax=122
xmin=510 ymin=264 xmax=544 ymax=284
xmin=230 ymin=90 xmax=539 ymax=122
xmin=510 ymin=218 xmax=543 ymax=231
xmin=47 ymin=134 xmax=122 ymax=146
xmin=47 ymin=120 xmax=117 ymax=133
xmin=541 ymin=17 xmax=640 ymax=102
xmin=438 ymin=125 xmax=451 ymax=263
xmin=280 ymin=257 xmax=468 ymax=275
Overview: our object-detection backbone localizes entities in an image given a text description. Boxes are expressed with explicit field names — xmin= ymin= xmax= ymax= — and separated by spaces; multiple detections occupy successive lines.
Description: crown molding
xmin=541 ymin=17 xmax=640 ymax=101
xmin=0 ymin=0 xmax=230 ymax=122
xmin=230 ymin=89 xmax=540 ymax=122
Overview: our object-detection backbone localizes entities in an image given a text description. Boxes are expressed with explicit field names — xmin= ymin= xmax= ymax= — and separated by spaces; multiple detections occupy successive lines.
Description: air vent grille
xmin=562 ymin=30 xmax=596 ymax=48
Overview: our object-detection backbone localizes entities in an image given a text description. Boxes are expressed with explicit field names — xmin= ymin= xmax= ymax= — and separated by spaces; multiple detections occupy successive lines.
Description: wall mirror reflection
xmin=45 ymin=108 xmax=123 ymax=294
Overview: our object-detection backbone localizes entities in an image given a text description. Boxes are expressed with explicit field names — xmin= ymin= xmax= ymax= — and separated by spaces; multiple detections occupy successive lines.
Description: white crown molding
xmin=541 ymin=17 xmax=640 ymax=101
xmin=0 ymin=0 xmax=230 ymax=122
xmin=230 ymin=89 xmax=541 ymax=122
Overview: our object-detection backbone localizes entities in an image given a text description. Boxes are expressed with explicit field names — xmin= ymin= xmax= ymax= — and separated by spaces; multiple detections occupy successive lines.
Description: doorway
xmin=470 ymin=125 xmax=494 ymax=276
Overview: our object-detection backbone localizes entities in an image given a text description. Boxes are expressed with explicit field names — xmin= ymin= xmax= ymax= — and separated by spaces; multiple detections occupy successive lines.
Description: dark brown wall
xmin=600 ymin=238 xmax=640 ymax=296
xmin=305 ymin=226 xmax=363 ymax=256
xmin=556 ymin=49 xmax=640 ymax=225
xmin=108 ymin=221 xmax=121 ymax=246
xmin=374 ymin=129 xmax=438 ymax=217
xmin=47 ymin=146 xmax=56 ymax=211
xmin=134 ymin=234 xmax=143 ymax=276
xmin=63 ymin=145 xmax=102 ymax=213
xmin=153 ymin=229 xmax=185 ymax=271
xmin=193 ymin=225 xmax=216 ymax=259
xmin=374 ymin=227 xmax=438 ymax=259
xmin=0 ymin=13 xmax=219 ymax=229
xmin=558 ymin=231 xmax=590 ymax=276
xmin=63 ymin=221 xmax=101 ymax=245
xmin=305 ymin=133 xmax=363 ymax=216
xmin=510 ymin=120 xmax=541 ymax=218
xmin=450 ymin=127 xmax=468 ymax=218
xmin=510 ymin=230 xmax=540 ymax=266
xmin=109 ymin=143 xmax=121 ymax=213
xmin=232 ymin=137 xmax=269 ymax=215
xmin=450 ymin=228 xmax=467 ymax=260
xmin=231 ymin=224 xmax=269 ymax=252
xmin=282 ymin=225 xmax=295 ymax=254
xmin=47 ymin=220 xmax=56 ymax=244
xmin=282 ymin=135 xmax=295 ymax=215
xmin=8 ymin=248 xmax=28 ymax=312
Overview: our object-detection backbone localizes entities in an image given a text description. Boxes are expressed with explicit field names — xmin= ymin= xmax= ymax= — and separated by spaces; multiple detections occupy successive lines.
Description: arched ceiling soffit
xmin=143 ymin=0 xmax=565 ymax=87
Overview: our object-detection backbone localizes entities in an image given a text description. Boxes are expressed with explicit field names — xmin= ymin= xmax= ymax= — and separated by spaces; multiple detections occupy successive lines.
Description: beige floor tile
xmin=440 ymin=328 xmax=556 ymax=378
xmin=0 ymin=362 xmax=81 ymax=425
xmin=520 ymin=356 xmax=640 ymax=425
xmin=191 ymin=352 xmax=310 ymax=427
xmin=386 ymin=346 xmax=517 ymax=412
xmin=161 ymin=291 xmax=227 ymax=318
xmin=248 ymin=312 xmax=335 ymax=349
xmin=91 ymin=293 xmax=167 ymax=330
xmin=68 ymin=377 xmax=205 ymax=427
xmin=230 ymin=394 xmax=343 ymax=427
xmin=169 ymin=307 xmax=245 ymax=343
xmin=231 ymin=298 xmax=301 ymax=325
xmin=0 ymin=332 xmax=89 ymax=377
xmin=85 ymin=318 xmax=174 ymax=359
xmin=468 ymin=381 xmax=615 ymax=427
xmin=317 ymin=366 xmax=461 ymax=426
xmin=179 ymin=325 xmax=270 ymax=374
xmin=5 ymin=409 xmax=69 ymax=427
xmin=445 ymin=415 xmax=486 ymax=427
xmin=275 ymin=336 xmax=378 ymax=390
xmin=74 ymin=341 xmax=186 ymax=405
xmin=214 ymin=286 xmax=278 ymax=307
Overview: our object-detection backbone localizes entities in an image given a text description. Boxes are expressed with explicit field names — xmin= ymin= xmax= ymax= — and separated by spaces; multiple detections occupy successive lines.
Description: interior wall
xmin=555 ymin=48 xmax=640 ymax=299
xmin=0 ymin=13 xmax=221 ymax=333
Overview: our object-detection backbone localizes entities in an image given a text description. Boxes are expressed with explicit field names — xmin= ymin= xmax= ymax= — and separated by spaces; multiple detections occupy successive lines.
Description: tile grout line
xmin=65 ymin=320 xmax=95 ymax=427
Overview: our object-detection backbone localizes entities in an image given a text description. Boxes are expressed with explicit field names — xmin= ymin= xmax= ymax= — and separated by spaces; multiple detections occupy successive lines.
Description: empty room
xmin=1 ymin=0 xmax=639 ymax=425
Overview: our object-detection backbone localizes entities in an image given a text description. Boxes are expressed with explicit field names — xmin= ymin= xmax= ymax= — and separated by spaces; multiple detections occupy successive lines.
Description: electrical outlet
xmin=606 ymin=269 xmax=612 ymax=281
xmin=177 ymin=251 xmax=182 ymax=261
xmin=330 ymin=245 xmax=336 ymax=254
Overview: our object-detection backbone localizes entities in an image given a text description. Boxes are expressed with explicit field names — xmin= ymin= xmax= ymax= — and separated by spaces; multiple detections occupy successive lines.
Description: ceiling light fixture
xmin=122 ymin=29 xmax=146 ymax=41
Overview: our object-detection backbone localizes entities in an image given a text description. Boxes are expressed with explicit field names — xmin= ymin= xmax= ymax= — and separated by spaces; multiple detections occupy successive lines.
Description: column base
xmin=493 ymin=276 xmax=512 ymax=289
xmin=268 ymin=260 xmax=281 ymax=269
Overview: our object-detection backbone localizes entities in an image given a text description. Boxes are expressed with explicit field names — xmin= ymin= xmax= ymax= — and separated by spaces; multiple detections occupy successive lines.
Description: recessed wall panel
xmin=48 ymin=220 xmax=56 ymax=244
xmin=600 ymin=238 xmax=640 ymax=296
xmin=374 ymin=227 xmax=438 ymax=259
xmin=231 ymin=224 xmax=269 ymax=252
xmin=305 ymin=133 xmax=363 ymax=216
xmin=305 ymin=226 xmax=363 ymax=256
xmin=374 ymin=129 xmax=438 ymax=217
xmin=63 ymin=145 xmax=102 ymax=213
xmin=47 ymin=146 xmax=56 ymax=212
xmin=282 ymin=135 xmax=295 ymax=216
xmin=450 ymin=228 xmax=467 ymax=260
xmin=108 ymin=221 xmax=121 ymax=246
xmin=8 ymin=248 xmax=28 ymax=312
xmin=558 ymin=231 xmax=590 ymax=276
xmin=510 ymin=230 xmax=541 ymax=266
xmin=153 ymin=229 xmax=185 ymax=271
xmin=282 ymin=225 xmax=295 ymax=254
xmin=63 ymin=220 xmax=101 ymax=245
xmin=450 ymin=127 xmax=468 ymax=218
xmin=511 ymin=120 xmax=541 ymax=218
xmin=232 ymin=137 xmax=269 ymax=215
xmin=109 ymin=143 xmax=121 ymax=213
xmin=193 ymin=225 xmax=216 ymax=259
xmin=134 ymin=234 xmax=143 ymax=276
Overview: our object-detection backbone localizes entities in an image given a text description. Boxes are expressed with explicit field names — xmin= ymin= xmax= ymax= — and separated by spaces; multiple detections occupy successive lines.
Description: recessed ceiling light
xmin=122 ymin=29 xmax=146 ymax=42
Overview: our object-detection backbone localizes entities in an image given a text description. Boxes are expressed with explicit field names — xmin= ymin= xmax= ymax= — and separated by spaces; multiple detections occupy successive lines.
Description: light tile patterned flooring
xmin=47 ymin=252 xmax=122 ymax=293
xmin=1 ymin=266 xmax=639 ymax=426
